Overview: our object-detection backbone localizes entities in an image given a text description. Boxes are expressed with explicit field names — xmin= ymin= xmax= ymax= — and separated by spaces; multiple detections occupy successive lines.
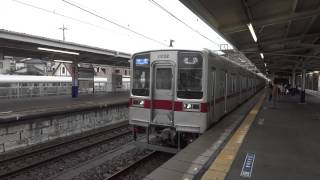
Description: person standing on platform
xmin=268 ymin=83 xmax=273 ymax=101
xmin=272 ymin=82 xmax=279 ymax=108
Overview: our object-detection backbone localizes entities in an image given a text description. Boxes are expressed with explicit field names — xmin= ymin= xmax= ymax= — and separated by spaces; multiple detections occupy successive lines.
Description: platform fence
xmin=0 ymin=82 xmax=130 ymax=99
xmin=305 ymin=89 xmax=320 ymax=97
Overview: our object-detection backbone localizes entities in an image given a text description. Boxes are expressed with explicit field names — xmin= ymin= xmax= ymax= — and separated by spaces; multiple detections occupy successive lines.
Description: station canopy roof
xmin=180 ymin=0 xmax=320 ymax=75
xmin=0 ymin=29 xmax=131 ymax=67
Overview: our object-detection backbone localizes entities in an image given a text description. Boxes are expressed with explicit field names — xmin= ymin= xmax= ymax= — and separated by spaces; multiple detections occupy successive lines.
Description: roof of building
xmin=0 ymin=29 xmax=131 ymax=67
xmin=180 ymin=0 xmax=320 ymax=75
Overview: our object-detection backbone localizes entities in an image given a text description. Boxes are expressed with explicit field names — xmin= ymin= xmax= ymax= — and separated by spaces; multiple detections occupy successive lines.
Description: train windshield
xmin=132 ymin=55 xmax=150 ymax=96
xmin=177 ymin=52 xmax=203 ymax=99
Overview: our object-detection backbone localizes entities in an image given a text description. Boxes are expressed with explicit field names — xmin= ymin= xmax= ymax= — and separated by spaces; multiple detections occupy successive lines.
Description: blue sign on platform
xmin=240 ymin=153 xmax=255 ymax=178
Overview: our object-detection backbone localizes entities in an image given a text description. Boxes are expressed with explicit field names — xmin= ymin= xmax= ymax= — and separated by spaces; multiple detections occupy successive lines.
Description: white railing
xmin=305 ymin=89 xmax=320 ymax=97
xmin=0 ymin=82 xmax=130 ymax=99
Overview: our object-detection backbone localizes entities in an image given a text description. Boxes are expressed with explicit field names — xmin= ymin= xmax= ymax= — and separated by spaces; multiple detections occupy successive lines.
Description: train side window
xmin=242 ymin=76 xmax=245 ymax=90
xmin=246 ymin=77 xmax=249 ymax=89
xmin=232 ymin=74 xmax=236 ymax=93
xmin=223 ymin=71 xmax=227 ymax=96
xmin=211 ymin=68 xmax=215 ymax=97
xmin=237 ymin=75 xmax=240 ymax=91
xmin=231 ymin=75 xmax=233 ymax=93
xmin=156 ymin=68 xmax=172 ymax=90
xmin=228 ymin=74 xmax=232 ymax=94
xmin=230 ymin=75 xmax=233 ymax=93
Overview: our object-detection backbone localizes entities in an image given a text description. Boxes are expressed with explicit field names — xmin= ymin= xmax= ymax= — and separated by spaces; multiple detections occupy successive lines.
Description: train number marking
xmin=240 ymin=153 xmax=255 ymax=178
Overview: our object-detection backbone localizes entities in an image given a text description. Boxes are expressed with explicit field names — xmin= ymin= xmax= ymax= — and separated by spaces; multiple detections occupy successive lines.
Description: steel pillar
xmin=300 ymin=69 xmax=306 ymax=103
xmin=71 ymin=61 xmax=79 ymax=98
xmin=0 ymin=51 xmax=3 ymax=74
xmin=0 ymin=51 xmax=3 ymax=59
xmin=292 ymin=68 xmax=296 ymax=95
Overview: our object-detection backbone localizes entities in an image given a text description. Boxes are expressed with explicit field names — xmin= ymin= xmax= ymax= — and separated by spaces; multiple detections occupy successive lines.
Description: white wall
xmin=0 ymin=60 xmax=11 ymax=74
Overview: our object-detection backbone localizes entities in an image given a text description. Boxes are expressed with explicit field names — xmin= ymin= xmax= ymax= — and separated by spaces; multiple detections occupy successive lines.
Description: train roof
xmin=131 ymin=49 xmax=202 ymax=57
xmin=131 ymin=49 xmax=265 ymax=79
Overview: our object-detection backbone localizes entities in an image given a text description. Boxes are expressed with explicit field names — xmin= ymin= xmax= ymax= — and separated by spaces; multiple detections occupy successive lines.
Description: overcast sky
xmin=1 ymin=0 xmax=232 ymax=54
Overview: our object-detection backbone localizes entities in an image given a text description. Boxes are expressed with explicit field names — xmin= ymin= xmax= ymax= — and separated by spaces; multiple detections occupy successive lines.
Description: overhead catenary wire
xmin=148 ymin=0 xmax=220 ymax=47
xmin=11 ymin=0 xmax=112 ymax=33
xmin=62 ymin=0 xmax=168 ymax=47
xmin=11 ymin=0 xmax=167 ymax=47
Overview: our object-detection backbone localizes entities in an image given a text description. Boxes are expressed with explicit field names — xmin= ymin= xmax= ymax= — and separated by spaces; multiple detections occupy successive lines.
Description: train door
xmin=210 ymin=69 xmax=216 ymax=122
xmin=151 ymin=63 xmax=174 ymax=126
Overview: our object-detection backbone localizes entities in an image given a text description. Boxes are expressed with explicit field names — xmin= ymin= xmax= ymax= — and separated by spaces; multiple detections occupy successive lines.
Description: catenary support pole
xmin=300 ymin=68 xmax=306 ymax=103
xmin=71 ymin=60 xmax=79 ymax=98
xmin=292 ymin=68 xmax=296 ymax=95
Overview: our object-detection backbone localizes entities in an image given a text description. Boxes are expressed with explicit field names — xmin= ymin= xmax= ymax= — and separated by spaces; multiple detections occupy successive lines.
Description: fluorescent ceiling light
xmin=247 ymin=23 xmax=257 ymax=42
xmin=54 ymin=60 xmax=73 ymax=63
xmin=314 ymin=71 xmax=319 ymax=73
xmin=264 ymin=63 xmax=267 ymax=67
xmin=38 ymin=47 xmax=79 ymax=55
xmin=260 ymin=53 xmax=264 ymax=59
xmin=20 ymin=58 xmax=32 ymax=62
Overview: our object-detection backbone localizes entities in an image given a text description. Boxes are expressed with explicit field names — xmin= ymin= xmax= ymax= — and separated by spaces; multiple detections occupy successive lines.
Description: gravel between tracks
xmin=5 ymin=133 xmax=133 ymax=180
xmin=115 ymin=152 xmax=173 ymax=180
xmin=71 ymin=148 xmax=154 ymax=180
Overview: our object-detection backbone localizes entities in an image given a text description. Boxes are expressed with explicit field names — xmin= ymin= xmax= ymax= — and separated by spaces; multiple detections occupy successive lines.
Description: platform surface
xmin=146 ymin=92 xmax=320 ymax=180
xmin=145 ymin=91 xmax=264 ymax=180
xmin=224 ymin=94 xmax=320 ymax=180
xmin=0 ymin=93 xmax=129 ymax=122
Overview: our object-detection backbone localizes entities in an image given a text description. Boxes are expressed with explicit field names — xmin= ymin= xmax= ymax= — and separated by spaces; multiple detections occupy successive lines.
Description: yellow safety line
xmin=202 ymin=94 xmax=265 ymax=180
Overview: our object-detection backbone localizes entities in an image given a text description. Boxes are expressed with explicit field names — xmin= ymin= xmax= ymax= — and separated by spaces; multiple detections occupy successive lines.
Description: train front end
xmin=129 ymin=50 xmax=208 ymax=151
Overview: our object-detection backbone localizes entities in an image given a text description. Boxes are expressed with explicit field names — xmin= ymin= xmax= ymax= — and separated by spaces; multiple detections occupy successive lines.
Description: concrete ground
xmin=226 ymin=94 xmax=320 ymax=180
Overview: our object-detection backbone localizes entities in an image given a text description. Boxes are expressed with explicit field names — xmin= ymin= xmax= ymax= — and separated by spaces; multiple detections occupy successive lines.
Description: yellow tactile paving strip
xmin=202 ymin=94 xmax=265 ymax=180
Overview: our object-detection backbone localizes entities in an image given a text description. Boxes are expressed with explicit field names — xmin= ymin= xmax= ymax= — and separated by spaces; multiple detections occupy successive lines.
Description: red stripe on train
xmin=129 ymin=99 xmax=208 ymax=112
xmin=129 ymin=88 xmax=254 ymax=112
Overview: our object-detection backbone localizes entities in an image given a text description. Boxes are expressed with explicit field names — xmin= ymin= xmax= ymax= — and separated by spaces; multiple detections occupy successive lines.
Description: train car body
xmin=129 ymin=49 xmax=265 ymax=151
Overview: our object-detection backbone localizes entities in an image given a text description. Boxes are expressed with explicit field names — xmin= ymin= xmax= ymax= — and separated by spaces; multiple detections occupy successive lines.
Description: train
xmin=0 ymin=75 xmax=130 ymax=98
xmin=0 ymin=75 xmax=130 ymax=84
xmin=129 ymin=49 xmax=265 ymax=151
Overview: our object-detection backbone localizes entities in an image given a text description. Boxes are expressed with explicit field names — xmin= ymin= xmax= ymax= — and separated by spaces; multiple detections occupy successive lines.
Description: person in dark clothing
xmin=268 ymin=83 xmax=273 ymax=101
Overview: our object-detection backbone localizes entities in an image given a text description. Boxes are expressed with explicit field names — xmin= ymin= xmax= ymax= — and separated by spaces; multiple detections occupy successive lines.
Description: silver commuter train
xmin=129 ymin=49 xmax=265 ymax=149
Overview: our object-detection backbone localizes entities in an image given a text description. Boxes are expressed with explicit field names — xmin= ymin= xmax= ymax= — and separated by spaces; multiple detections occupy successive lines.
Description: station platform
xmin=145 ymin=92 xmax=320 ymax=180
xmin=0 ymin=93 xmax=129 ymax=123
xmin=223 ymin=94 xmax=320 ymax=180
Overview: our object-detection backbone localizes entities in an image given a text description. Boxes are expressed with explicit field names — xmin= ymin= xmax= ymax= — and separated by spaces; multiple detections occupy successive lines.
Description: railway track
xmin=106 ymin=151 xmax=173 ymax=180
xmin=0 ymin=122 xmax=132 ymax=179
xmin=106 ymin=150 xmax=157 ymax=180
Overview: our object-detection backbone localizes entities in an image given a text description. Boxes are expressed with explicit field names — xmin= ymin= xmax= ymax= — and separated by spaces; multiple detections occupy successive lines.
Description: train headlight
xmin=183 ymin=57 xmax=198 ymax=64
xmin=183 ymin=103 xmax=200 ymax=111
xmin=132 ymin=99 xmax=144 ymax=107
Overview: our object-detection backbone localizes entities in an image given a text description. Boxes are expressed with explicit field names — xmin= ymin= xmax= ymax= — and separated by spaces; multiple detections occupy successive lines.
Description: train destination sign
xmin=135 ymin=58 xmax=149 ymax=65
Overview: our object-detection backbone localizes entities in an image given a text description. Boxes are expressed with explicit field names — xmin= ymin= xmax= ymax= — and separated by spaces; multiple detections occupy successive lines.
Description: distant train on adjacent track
xmin=129 ymin=49 xmax=265 ymax=152
xmin=0 ymin=75 xmax=130 ymax=84
xmin=0 ymin=75 xmax=130 ymax=98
